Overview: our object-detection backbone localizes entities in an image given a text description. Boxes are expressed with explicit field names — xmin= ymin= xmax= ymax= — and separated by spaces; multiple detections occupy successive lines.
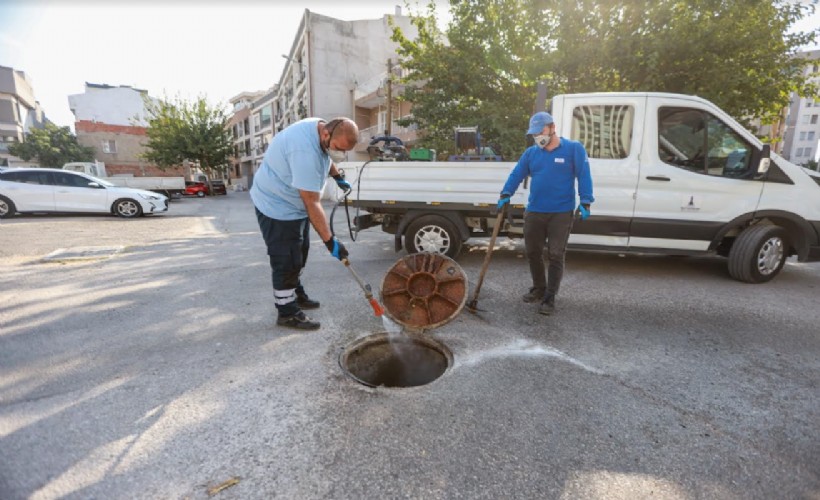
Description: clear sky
xmin=0 ymin=1 xmax=448 ymax=129
xmin=0 ymin=1 xmax=817 ymax=131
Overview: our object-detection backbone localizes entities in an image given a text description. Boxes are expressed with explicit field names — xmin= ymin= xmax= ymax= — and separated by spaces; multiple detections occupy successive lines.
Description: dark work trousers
xmin=255 ymin=208 xmax=310 ymax=317
xmin=523 ymin=211 xmax=575 ymax=298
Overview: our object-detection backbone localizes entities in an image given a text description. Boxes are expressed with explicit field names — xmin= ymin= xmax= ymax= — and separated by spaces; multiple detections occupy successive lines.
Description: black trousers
xmin=255 ymin=208 xmax=310 ymax=317
xmin=522 ymin=211 xmax=574 ymax=298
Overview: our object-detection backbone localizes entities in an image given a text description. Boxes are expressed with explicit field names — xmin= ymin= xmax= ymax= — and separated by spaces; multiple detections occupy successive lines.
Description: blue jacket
xmin=501 ymin=138 xmax=594 ymax=213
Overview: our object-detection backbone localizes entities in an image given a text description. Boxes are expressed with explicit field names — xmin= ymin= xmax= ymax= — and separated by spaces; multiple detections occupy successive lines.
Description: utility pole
xmin=386 ymin=58 xmax=393 ymax=136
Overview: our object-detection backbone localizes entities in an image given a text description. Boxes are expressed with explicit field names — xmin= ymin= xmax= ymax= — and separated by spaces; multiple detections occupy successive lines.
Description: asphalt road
xmin=1 ymin=192 xmax=818 ymax=499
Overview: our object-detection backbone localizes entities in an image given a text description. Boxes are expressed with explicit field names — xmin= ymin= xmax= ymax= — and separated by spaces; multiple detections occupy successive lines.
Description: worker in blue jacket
xmin=498 ymin=111 xmax=594 ymax=315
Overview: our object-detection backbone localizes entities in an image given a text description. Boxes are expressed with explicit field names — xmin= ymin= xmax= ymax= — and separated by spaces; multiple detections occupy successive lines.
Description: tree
xmin=8 ymin=123 xmax=95 ymax=167
xmin=142 ymin=95 xmax=233 ymax=182
xmin=392 ymin=0 xmax=819 ymax=158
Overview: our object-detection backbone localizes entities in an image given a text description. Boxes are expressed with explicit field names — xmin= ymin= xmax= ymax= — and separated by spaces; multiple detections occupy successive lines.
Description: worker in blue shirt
xmin=250 ymin=117 xmax=356 ymax=330
xmin=498 ymin=111 xmax=594 ymax=315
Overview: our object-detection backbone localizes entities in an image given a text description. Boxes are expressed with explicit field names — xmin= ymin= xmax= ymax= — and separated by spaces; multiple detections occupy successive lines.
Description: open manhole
xmin=340 ymin=333 xmax=452 ymax=388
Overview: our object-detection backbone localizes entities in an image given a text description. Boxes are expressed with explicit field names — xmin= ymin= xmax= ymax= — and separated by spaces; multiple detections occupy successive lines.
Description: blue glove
xmin=497 ymin=193 xmax=511 ymax=211
xmin=333 ymin=174 xmax=352 ymax=194
xmin=576 ymin=203 xmax=590 ymax=221
xmin=324 ymin=236 xmax=349 ymax=261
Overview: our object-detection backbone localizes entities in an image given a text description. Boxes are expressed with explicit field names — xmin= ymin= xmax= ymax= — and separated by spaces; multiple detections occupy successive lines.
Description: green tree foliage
xmin=142 ymin=95 xmax=233 ymax=180
xmin=393 ymin=0 xmax=819 ymax=158
xmin=8 ymin=123 xmax=94 ymax=167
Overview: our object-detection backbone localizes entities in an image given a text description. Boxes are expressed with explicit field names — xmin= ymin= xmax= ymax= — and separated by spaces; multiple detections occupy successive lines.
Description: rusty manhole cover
xmin=380 ymin=253 xmax=467 ymax=330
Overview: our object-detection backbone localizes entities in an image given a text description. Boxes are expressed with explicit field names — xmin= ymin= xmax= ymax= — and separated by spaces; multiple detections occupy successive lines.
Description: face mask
xmin=533 ymin=134 xmax=551 ymax=149
xmin=328 ymin=149 xmax=346 ymax=164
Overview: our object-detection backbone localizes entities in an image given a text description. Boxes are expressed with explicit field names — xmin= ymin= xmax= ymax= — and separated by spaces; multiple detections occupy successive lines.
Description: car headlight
xmin=138 ymin=193 xmax=161 ymax=200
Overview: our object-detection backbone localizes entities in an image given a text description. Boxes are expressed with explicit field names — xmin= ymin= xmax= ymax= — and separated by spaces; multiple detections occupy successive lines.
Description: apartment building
xmin=0 ymin=65 xmax=50 ymax=167
xmin=228 ymin=90 xmax=266 ymax=189
xmin=276 ymin=8 xmax=418 ymax=157
xmin=68 ymin=82 xmax=182 ymax=176
xmin=781 ymin=49 xmax=820 ymax=166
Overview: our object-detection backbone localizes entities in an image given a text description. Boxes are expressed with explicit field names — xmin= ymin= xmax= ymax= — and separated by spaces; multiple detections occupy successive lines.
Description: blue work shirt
xmin=501 ymin=137 xmax=594 ymax=213
xmin=250 ymin=118 xmax=331 ymax=220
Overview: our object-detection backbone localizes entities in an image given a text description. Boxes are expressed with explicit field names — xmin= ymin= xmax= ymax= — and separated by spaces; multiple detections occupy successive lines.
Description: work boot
xmin=539 ymin=294 xmax=556 ymax=316
xmin=297 ymin=293 xmax=320 ymax=310
xmin=522 ymin=287 xmax=545 ymax=303
xmin=277 ymin=311 xmax=321 ymax=330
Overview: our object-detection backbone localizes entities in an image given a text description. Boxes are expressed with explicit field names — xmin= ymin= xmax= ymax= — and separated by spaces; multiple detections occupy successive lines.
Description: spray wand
xmin=342 ymin=258 xmax=385 ymax=317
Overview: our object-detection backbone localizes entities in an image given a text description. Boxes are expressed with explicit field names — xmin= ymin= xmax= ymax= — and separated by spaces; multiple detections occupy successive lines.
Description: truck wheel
xmin=113 ymin=199 xmax=143 ymax=218
xmin=727 ymin=225 xmax=788 ymax=283
xmin=0 ymin=196 xmax=15 ymax=219
xmin=405 ymin=215 xmax=462 ymax=258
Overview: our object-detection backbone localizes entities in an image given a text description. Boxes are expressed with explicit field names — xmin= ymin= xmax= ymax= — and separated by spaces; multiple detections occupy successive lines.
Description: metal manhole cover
xmin=380 ymin=253 xmax=467 ymax=330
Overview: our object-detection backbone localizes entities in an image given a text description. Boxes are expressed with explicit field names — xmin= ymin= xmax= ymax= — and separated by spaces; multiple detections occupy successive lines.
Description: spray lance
xmin=342 ymin=258 xmax=385 ymax=317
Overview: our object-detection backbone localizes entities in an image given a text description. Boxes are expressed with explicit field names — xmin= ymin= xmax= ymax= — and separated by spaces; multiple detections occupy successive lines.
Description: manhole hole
xmin=340 ymin=333 xmax=452 ymax=388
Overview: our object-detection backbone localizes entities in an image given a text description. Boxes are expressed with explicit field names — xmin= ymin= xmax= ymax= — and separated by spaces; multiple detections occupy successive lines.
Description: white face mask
xmin=328 ymin=149 xmax=346 ymax=164
xmin=533 ymin=134 xmax=551 ymax=149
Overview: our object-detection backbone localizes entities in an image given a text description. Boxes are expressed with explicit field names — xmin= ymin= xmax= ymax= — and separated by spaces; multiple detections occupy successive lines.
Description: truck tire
xmin=0 ymin=195 xmax=15 ymax=219
xmin=113 ymin=199 xmax=143 ymax=218
xmin=727 ymin=225 xmax=788 ymax=283
xmin=405 ymin=215 xmax=462 ymax=258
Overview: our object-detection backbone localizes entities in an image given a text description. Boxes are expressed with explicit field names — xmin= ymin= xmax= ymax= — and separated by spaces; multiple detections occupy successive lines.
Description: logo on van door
xmin=681 ymin=195 xmax=700 ymax=212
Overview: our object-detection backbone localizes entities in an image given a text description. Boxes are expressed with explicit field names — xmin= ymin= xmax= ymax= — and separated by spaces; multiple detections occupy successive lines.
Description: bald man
xmin=250 ymin=117 xmax=359 ymax=330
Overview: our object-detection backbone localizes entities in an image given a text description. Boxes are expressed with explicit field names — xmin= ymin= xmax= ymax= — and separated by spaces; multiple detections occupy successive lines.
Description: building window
xmin=101 ymin=140 xmax=117 ymax=153
xmin=812 ymin=115 xmax=818 ymax=125
xmin=806 ymin=149 xmax=813 ymax=160
xmin=809 ymin=131 xmax=816 ymax=141
xmin=803 ymin=115 xmax=811 ymax=124
xmin=800 ymin=131 xmax=807 ymax=141
xmin=261 ymin=106 xmax=272 ymax=128
xmin=796 ymin=148 xmax=804 ymax=157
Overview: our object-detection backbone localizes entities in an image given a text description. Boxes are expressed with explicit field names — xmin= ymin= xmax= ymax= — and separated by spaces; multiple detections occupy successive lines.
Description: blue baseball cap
xmin=526 ymin=111 xmax=554 ymax=135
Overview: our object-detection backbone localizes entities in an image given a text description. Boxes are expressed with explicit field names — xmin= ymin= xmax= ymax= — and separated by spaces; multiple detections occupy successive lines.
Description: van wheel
xmin=0 ymin=196 xmax=15 ymax=218
xmin=113 ymin=199 xmax=143 ymax=218
xmin=405 ymin=215 xmax=462 ymax=258
xmin=727 ymin=225 xmax=787 ymax=283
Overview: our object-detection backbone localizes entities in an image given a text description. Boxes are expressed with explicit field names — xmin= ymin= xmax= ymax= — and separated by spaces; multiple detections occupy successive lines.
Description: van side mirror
xmin=757 ymin=144 xmax=771 ymax=175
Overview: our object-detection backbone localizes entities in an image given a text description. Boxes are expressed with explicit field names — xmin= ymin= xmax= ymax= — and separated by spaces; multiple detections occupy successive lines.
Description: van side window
xmin=571 ymin=105 xmax=633 ymax=159
xmin=658 ymin=107 xmax=752 ymax=178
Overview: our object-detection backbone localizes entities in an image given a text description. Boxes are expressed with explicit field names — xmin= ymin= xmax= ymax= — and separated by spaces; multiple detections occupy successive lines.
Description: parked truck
xmin=340 ymin=92 xmax=820 ymax=283
xmin=62 ymin=161 xmax=186 ymax=199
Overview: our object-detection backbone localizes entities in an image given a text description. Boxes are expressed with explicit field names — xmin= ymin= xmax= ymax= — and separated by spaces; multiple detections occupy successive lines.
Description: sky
xmin=0 ymin=1 xmax=449 ymax=129
xmin=0 ymin=0 xmax=818 ymax=131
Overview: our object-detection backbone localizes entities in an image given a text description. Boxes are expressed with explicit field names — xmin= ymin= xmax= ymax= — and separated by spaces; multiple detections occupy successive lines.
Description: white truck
xmin=340 ymin=92 xmax=820 ymax=283
xmin=62 ymin=161 xmax=186 ymax=199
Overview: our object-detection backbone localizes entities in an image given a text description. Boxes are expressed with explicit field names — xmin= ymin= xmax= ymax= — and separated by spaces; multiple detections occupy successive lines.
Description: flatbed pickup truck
xmin=340 ymin=92 xmax=820 ymax=283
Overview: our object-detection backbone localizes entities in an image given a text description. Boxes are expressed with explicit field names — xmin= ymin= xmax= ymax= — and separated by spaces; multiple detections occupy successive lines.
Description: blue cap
xmin=527 ymin=111 xmax=554 ymax=135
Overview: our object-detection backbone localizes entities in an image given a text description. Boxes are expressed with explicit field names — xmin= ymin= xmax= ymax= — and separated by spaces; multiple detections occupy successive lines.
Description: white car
xmin=0 ymin=168 xmax=168 ymax=219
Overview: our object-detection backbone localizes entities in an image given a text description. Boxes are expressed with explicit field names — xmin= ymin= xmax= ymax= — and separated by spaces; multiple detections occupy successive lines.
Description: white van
xmin=342 ymin=92 xmax=820 ymax=283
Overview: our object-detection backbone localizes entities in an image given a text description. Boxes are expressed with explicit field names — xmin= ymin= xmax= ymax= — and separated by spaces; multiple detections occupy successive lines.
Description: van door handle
xmin=645 ymin=175 xmax=671 ymax=182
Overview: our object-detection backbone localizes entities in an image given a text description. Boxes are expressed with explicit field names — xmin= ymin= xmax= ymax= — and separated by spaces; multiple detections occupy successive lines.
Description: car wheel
xmin=727 ymin=225 xmax=788 ymax=283
xmin=196 ymin=191 xmax=205 ymax=198
xmin=0 ymin=195 xmax=15 ymax=219
xmin=405 ymin=215 xmax=462 ymax=258
xmin=113 ymin=199 xmax=143 ymax=218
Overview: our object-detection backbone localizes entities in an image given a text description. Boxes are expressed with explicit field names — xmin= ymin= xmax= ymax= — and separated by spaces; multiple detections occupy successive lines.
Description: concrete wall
xmin=308 ymin=13 xmax=417 ymax=120
xmin=68 ymin=86 xmax=152 ymax=126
